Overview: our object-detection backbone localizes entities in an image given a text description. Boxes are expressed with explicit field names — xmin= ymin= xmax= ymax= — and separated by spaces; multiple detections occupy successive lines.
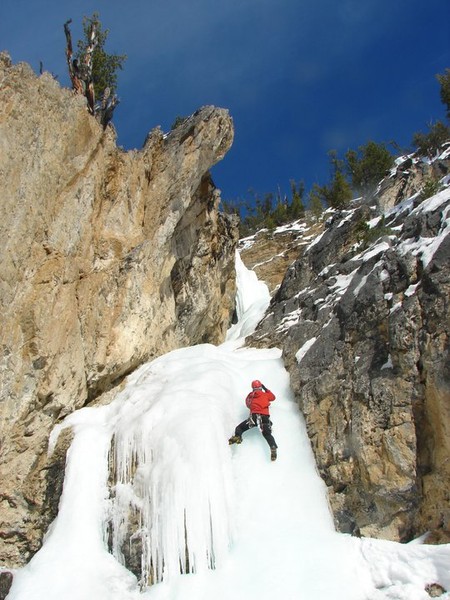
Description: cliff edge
xmin=0 ymin=52 xmax=238 ymax=565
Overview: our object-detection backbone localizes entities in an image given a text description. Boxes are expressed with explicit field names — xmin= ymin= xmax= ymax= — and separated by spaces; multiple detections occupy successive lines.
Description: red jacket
xmin=245 ymin=388 xmax=275 ymax=416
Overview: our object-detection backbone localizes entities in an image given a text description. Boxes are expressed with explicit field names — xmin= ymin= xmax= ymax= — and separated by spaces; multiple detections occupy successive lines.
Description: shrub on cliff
xmin=316 ymin=151 xmax=353 ymax=210
xmin=436 ymin=68 xmax=450 ymax=120
xmin=412 ymin=121 xmax=450 ymax=155
xmin=307 ymin=185 xmax=325 ymax=220
xmin=411 ymin=69 xmax=450 ymax=156
xmin=345 ymin=141 xmax=394 ymax=194
xmin=289 ymin=180 xmax=306 ymax=220
xmin=420 ymin=176 xmax=442 ymax=200
xmin=353 ymin=215 xmax=393 ymax=248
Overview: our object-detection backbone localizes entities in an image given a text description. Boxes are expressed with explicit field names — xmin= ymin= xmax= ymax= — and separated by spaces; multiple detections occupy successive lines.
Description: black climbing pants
xmin=235 ymin=413 xmax=277 ymax=448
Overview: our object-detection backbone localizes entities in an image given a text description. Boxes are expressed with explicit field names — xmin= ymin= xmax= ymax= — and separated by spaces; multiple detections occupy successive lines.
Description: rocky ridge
xmin=0 ymin=53 xmax=238 ymax=565
xmin=246 ymin=147 xmax=450 ymax=542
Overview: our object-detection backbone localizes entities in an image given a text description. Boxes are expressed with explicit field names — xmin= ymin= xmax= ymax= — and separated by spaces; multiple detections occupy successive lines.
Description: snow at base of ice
xmin=6 ymin=254 xmax=450 ymax=600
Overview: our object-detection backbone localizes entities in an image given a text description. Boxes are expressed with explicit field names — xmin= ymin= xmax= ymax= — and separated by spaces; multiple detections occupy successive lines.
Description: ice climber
xmin=228 ymin=380 xmax=278 ymax=461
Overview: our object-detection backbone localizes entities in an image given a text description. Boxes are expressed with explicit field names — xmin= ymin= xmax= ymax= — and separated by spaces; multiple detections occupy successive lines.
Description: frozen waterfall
xmin=7 ymin=252 xmax=450 ymax=600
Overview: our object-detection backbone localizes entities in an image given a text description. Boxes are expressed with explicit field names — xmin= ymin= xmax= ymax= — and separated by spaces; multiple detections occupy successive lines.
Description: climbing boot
xmin=228 ymin=435 xmax=242 ymax=445
xmin=270 ymin=447 xmax=277 ymax=461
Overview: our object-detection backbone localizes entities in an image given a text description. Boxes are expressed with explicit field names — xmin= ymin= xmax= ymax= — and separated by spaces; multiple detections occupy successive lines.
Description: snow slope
xmin=6 ymin=254 xmax=450 ymax=600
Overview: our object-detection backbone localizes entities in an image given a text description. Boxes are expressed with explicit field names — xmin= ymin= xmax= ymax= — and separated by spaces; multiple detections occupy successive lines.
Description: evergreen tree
xmin=264 ymin=214 xmax=277 ymax=230
xmin=412 ymin=121 xmax=450 ymax=155
xmin=411 ymin=70 xmax=450 ymax=155
xmin=289 ymin=180 xmax=305 ymax=220
xmin=436 ymin=68 xmax=450 ymax=120
xmin=318 ymin=151 xmax=353 ymax=209
xmin=76 ymin=13 xmax=127 ymax=99
xmin=171 ymin=115 xmax=188 ymax=130
xmin=308 ymin=184 xmax=324 ymax=220
xmin=261 ymin=193 xmax=274 ymax=221
xmin=345 ymin=141 xmax=393 ymax=194
xmin=272 ymin=196 xmax=288 ymax=226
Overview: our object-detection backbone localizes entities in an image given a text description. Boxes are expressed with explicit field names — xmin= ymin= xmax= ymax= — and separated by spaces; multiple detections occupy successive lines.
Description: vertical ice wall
xmin=225 ymin=251 xmax=270 ymax=342
xmin=106 ymin=251 xmax=271 ymax=585
xmin=108 ymin=349 xmax=237 ymax=585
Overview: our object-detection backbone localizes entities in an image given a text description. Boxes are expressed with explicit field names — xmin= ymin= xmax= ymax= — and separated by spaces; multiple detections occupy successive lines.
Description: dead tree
xmin=64 ymin=18 xmax=119 ymax=127
xmin=95 ymin=86 xmax=120 ymax=129
xmin=64 ymin=18 xmax=96 ymax=114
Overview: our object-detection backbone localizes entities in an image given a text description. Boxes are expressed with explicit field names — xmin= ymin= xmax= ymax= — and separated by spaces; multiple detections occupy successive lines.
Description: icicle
xmin=106 ymin=352 xmax=236 ymax=585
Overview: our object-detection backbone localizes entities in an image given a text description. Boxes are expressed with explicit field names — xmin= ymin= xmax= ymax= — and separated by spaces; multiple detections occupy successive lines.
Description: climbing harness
xmin=247 ymin=414 xmax=270 ymax=433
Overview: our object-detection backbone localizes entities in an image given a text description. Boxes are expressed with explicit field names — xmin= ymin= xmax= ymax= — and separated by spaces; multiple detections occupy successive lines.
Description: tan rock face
xmin=0 ymin=53 xmax=238 ymax=565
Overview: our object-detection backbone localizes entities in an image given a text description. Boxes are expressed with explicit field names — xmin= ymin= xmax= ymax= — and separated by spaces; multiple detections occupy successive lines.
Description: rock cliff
xmin=1 ymin=47 xmax=449 ymax=577
xmin=0 ymin=53 xmax=238 ymax=565
xmin=248 ymin=149 xmax=450 ymax=542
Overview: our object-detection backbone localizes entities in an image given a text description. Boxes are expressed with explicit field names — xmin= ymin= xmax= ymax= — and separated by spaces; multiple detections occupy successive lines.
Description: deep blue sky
xmin=1 ymin=0 xmax=449 ymax=203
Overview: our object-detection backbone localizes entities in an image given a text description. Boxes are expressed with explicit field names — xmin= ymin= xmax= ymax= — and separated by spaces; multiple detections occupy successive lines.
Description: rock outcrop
xmin=375 ymin=151 xmax=450 ymax=212
xmin=239 ymin=220 xmax=323 ymax=294
xmin=0 ymin=53 xmax=238 ymax=565
xmin=249 ymin=151 xmax=450 ymax=542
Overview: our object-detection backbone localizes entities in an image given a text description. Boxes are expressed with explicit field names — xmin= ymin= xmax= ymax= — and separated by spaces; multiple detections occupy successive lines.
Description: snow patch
xmin=381 ymin=355 xmax=393 ymax=370
xmin=362 ymin=241 xmax=391 ymax=262
xmin=390 ymin=302 xmax=402 ymax=314
xmin=276 ymin=308 xmax=303 ymax=332
xmin=404 ymin=283 xmax=420 ymax=297
xmin=295 ymin=337 xmax=317 ymax=364
xmin=353 ymin=274 xmax=368 ymax=296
